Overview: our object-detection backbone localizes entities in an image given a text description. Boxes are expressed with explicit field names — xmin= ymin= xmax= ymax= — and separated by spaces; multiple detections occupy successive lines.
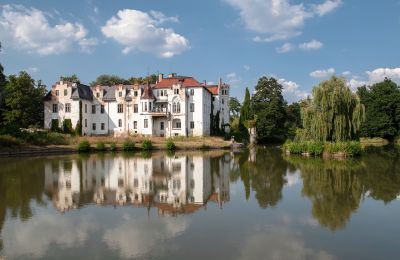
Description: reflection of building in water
xmin=45 ymin=160 xmax=80 ymax=212
xmin=44 ymin=154 xmax=231 ymax=215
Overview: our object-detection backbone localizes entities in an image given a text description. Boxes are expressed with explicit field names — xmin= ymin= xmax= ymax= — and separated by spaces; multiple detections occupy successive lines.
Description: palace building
xmin=43 ymin=73 xmax=230 ymax=137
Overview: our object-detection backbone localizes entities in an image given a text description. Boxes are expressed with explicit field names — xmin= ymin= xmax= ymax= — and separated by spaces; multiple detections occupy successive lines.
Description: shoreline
xmin=0 ymin=143 xmax=233 ymax=157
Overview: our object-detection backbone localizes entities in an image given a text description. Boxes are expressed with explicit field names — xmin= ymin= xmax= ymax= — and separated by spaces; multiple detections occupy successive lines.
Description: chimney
xmin=203 ymin=80 xmax=207 ymax=86
xmin=158 ymin=73 xmax=164 ymax=83
xmin=168 ymin=73 xmax=177 ymax=78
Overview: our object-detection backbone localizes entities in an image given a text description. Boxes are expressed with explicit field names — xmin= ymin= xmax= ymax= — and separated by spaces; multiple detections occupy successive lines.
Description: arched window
xmin=172 ymin=103 xmax=177 ymax=113
xmin=177 ymin=102 xmax=181 ymax=113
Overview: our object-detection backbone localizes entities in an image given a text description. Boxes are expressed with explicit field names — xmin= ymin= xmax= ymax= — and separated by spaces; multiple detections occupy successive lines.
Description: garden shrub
xmin=78 ymin=140 xmax=91 ymax=152
xmin=122 ymin=139 xmax=135 ymax=151
xmin=96 ymin=142 xmax=106 ymax=152
xmin=166 ymin=139 xmax=176 ymax=150
xmin=142 ymin=140 xmax=153 ymax=150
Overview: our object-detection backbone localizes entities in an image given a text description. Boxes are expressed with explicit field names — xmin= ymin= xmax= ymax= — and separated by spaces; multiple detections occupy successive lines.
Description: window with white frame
xmin=85 ymin=104 xmax=87 ymax=113
xmin=190 ymin=121 xmax=194 ymax=129
xmin=173 ymin=119 xmax=181 ymax=129
xmin=134 ymin=104 xmax=138 ymax=113
xmin=84 ymin=119 xmax=87 ymax=127
xmin=64 ymin=89 xmax=68 ymax=96
xmin=55 ymin=90 xmax=59 ymax=96
xmin=92 ymin=123 xmax=96 ymax=130
xmin=101 ymin=123 xmax=105 ymax=130
xmin=118 ymin=104 xmax=123 ymax=113
xmin=101 ymin=105 xmax=105 ymax=114
xmin=65 ymin=103 xmax=71 ymax=113
xmin=190 ymin=103 xmax=195 ymax=112
xmin=92 ymin=105 xmax=96 ymax=114
xmin=133 ymin=121 xmax=137 ymax=129
xmin=52 ymin=104 xmax=58 ymax=113
xmin=119 ymin=91 xmax=122 ymax=97
xmin=118 ymin=119 xmax=122 ymax=127
xmin=144 ymin=119 xmax=148 ymax=128
xmin=174 ymin=89 xmax=179 ymax=95
xmin=190 ymin=89 xmax=194 ymax=95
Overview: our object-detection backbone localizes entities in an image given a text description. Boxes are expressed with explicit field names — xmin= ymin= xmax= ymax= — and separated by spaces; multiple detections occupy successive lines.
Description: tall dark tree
xmin=0 ymin=42 xmax=6 ymax=125
xmin=357 ymin=78 xmax=400 ymax=139
xmin=2 ymin=71 xmax=46 ymax=128
xmin=251 ymin=77 xmax=287 ymax=143
xmin=239 ymin=88 xmax=251 ymax=124
xmin=285 ymin=102 xmax=302 ymax=140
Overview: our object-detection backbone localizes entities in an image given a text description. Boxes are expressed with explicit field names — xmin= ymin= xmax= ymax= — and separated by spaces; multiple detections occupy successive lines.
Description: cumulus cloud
xmin=310 ymin=68 xmax=335 ymax=78
xmin=0 ymin=5 xmax=97 ymax=55
xmin=2 ymin=213 xmax=97 ymax=258
xmin=276 ymin=43 xmax=296 ymax=53
xmin=348 ymin=68 xmax=400 ymax=90
xmin=103 ymin=215 xmax=188 ymax=258
xmin=312 ymin=0 xmax=343 ymax=16
xmin=223 ymin=0 xmax=342 ymax=42
xmin=342 ymin=71 xmax=352 ymax=77
xmin=101 ymin=9 xmax=189 ymax=58
xmin=244 ymin=65 xmax=251 ymax=71
xmin=278 ymin=78 xmax=309 ymax=102
xmin=299 ymin=40 xmax=323 ymax=50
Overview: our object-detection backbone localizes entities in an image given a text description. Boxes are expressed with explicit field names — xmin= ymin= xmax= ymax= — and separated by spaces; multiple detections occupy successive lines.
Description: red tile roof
xmin=141 ymin=83 xmax=155 ymax=99
xmin=154 ymin=77 xmax=200 ymax=89
xmin=205 ymin=85 xmax=219 ymax=95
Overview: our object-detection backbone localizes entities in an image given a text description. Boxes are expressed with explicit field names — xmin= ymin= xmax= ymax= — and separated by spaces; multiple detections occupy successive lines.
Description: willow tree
xmin=299 ymin=76 xmax=364 ymax=142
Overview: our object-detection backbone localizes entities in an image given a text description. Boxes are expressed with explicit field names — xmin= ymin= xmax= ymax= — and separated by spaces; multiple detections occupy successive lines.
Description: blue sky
xmin=1 ymin=0 xmax=400 ymax=102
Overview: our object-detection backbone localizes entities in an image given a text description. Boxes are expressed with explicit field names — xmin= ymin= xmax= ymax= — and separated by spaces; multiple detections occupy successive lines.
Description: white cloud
xmin=0 ymin=5 xmax=97 ymax=55
xmin=226 ymin=72 xmax=242 ymax=87
xmin=312 ymin=0 xmax=342 ymax=16
xmin=310 ymin=68 xmax=335 ymax=78
xmin=276 ymin=42 xmax=296 ymax=53
xmin=224 ymin=0 xmax=342 ymax=42
xmin=278 ymin=78 xmax=309 ymax=102
xmin=244 ymin=65 xmax=250 ymax=71
xmin=348 ymin=68 xmax=400 ymax=90
xmin=342 ymin=71 xmax=352 ymax=77
xmin=2 ymin=213 xmax=97 ymax=258
xmin=299 ymin=40 xmax=323 ymax=50
xmin=101 ymin=9 xmax=189 ymax=58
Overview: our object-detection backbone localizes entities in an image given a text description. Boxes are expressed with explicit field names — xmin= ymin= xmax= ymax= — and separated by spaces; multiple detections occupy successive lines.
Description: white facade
xmin=44 ymin=74 xmax=230 ymax=137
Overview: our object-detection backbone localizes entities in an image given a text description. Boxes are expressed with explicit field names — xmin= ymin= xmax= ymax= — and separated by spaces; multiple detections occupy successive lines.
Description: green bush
xmin=0 ymin=135 xmax=22 ymax=147
xmin=122 ymin=139 xmax=135 ymax=151
xmin=345 ymin=141 xmax=362 ymax=156
xmin=96 ymin=142 xmax=106 ymax=152
xmin=110 ymin=142 xmax=117 ymax=152
xmin=75 ymin=120 xmax=82 ymax=136
xmin=51 ymin=119 xmax=60 ymax=132
xmin=142 ymin=139 xmax=153 ymax=150
xmin=305 ymin=141 xmax=324 ymax=156
xmin=78 ymin=140 xmax=91 ymax=152
xmin=166 ymin=139 xmax=176 ymax=150
xmin=200 ymin=143 xmax=210 ymax=150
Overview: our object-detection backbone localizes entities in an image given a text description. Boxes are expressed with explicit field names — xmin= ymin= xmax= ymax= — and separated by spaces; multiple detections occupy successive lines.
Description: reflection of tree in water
xmin=231 ymin=147 xmax=287 ymax=208
xmin=0 ymin=158 xmax=46 ymax=250
xmin=359 ymin=147 xmax=400 ymax=203
xmin=286 ymin=147 xmax=400 ymax=230
xmin=287 ymin=156 xmax=365 ymax=231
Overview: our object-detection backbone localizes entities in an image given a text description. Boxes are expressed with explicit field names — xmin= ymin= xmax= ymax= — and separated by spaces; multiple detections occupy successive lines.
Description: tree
xmin=229 ymin=97 xmax=241 ymax=118
xmin=90 ymin=74 xmax=128 ymax=86
xmin=0 ymin=42 xmax=6 ymax=125
xmin=357 ymin=79 xmax=400 ymax=139
xmin=251 ymin=77 xmax=287 ymax=143
xmin=298 ymin=76 xmax=364 ymax=142
xmin=239 ymin=88 xmax=251 ymax=124
xmin=2 ymin=71 xmax=46 ymax=128
xmin=60 ymin=74 xmax=80 ymax=83
xmin=285 ymin=102 xmax=302 ymax=140
xmin=127 ymin=74 xmax=157 ymax=85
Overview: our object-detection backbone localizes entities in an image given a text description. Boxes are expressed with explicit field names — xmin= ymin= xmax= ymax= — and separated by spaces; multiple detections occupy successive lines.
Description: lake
xmin=0 ymin=147 xmax=399 ymax=259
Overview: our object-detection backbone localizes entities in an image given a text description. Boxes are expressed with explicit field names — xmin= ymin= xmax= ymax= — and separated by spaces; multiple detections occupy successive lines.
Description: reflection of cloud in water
xmin=285 ymin=171 xmax=301 ymax=187
xmin=238 ymin=225 xmax=334 ymax=260
xmin=2 ymin=213 xmax=97 ymax=258
xmin=103 ymin=215 xmax=188 ymax=258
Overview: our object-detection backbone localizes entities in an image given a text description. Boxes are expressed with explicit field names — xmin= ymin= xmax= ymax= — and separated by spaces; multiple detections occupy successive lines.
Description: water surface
xmin=0 ymin=148 xmax=399 ymax=259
